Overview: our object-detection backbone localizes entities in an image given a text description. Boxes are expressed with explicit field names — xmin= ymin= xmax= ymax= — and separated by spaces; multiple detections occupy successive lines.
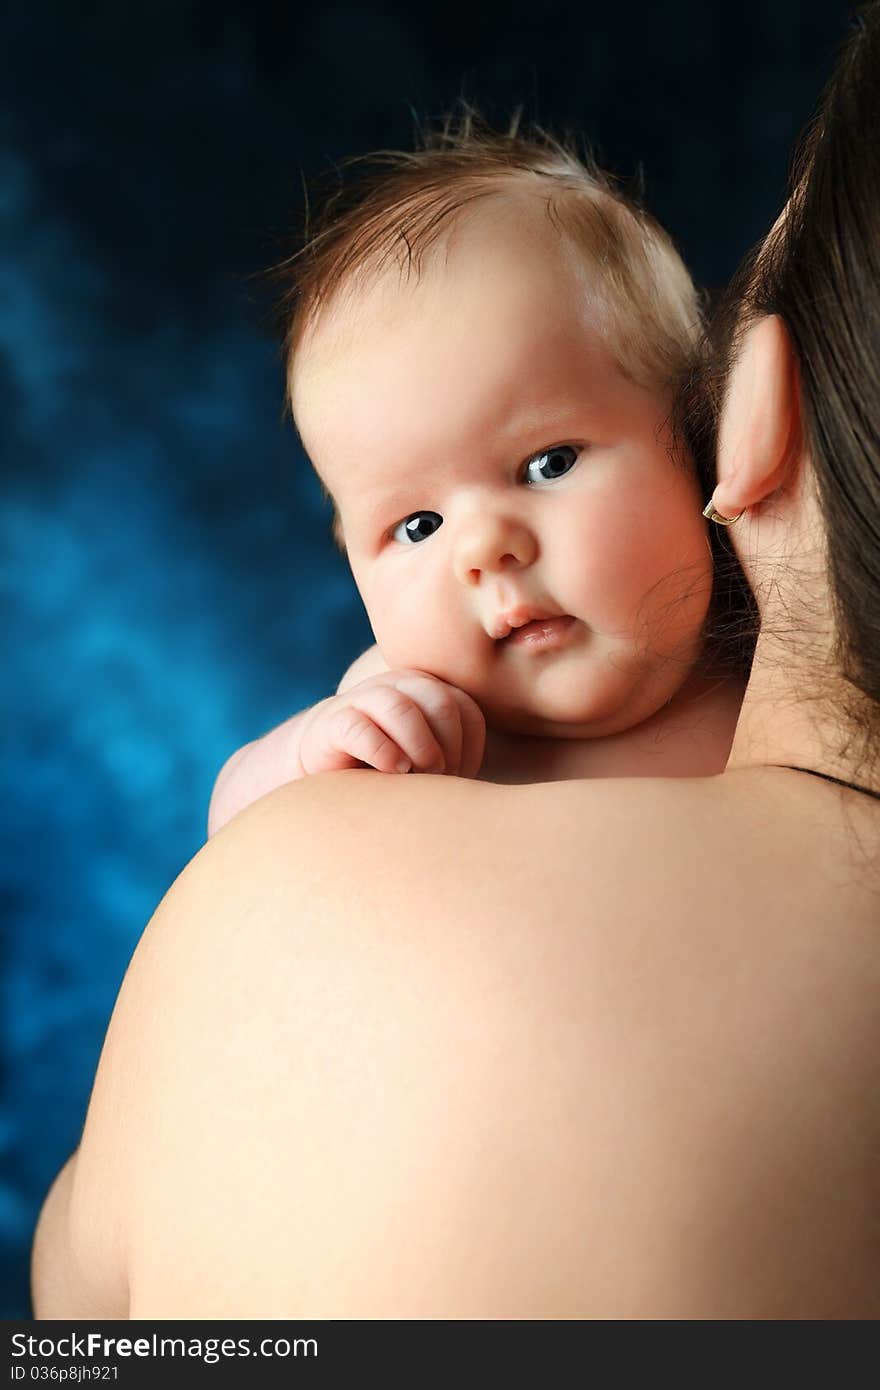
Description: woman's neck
xmin=726 ymin=624 xmax=871 ymax=784
xmin=720 ymin=477 xmax=879 ymax=787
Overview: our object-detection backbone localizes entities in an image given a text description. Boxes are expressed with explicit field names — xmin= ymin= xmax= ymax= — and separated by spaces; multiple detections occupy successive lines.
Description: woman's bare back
xmin=32 ymin=767 xmax=880 ymax=1318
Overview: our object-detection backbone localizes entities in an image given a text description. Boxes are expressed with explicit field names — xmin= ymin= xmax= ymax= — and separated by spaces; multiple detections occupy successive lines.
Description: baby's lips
xmin=490 ymin=615 xmax=514 ymax=640
xmin=490 ymin=601 xmax=563 ymax=640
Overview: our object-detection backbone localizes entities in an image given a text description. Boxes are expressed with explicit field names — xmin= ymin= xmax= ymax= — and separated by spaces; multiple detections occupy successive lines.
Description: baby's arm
xmin=335 ymin=643 xmax=389 ymax=692
xmin=206 ymin=701 xmax=330 ymax=839
xmin=206 ymin=649 xmax=485 ymax=838
xmin=208 ymin=647 xmax=384 ymax=836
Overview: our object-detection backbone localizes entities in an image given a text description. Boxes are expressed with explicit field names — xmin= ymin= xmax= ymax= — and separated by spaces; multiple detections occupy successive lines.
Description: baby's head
xmin=281 ymin=120 xmax=716 ymax=738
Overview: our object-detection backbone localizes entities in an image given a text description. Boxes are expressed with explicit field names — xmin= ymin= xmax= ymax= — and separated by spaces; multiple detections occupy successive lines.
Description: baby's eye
xmin=523 ymin=444 xmax=579 ymax=484
xmin=391 ymin=511 xmax=443 ymax=545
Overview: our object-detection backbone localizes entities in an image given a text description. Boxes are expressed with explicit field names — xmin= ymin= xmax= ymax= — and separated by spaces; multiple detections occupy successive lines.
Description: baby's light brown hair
xmin=272 ymin=110 xmax=704 ymax=550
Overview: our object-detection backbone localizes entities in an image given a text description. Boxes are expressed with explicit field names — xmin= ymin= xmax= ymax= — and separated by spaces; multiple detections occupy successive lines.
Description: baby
xmin=207 ymin=125 xmax=749 ymax=837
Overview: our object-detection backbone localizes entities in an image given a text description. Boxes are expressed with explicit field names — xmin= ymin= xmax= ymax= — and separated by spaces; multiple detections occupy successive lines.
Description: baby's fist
xmin=296 ymin=670 xmax=486 ymax=780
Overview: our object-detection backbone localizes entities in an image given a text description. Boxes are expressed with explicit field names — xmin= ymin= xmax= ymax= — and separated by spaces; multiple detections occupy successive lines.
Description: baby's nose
xmin=453 ymin=514 xmax=538 ymax=586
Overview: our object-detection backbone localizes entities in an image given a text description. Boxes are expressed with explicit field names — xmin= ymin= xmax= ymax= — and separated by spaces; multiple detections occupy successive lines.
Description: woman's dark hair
xmin=700 ymin=3 xmax=880 ymax=770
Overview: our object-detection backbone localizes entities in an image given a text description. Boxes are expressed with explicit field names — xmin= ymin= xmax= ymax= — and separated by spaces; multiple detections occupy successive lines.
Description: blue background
xmin=2 ymin=0 xmax=850 ymax=1316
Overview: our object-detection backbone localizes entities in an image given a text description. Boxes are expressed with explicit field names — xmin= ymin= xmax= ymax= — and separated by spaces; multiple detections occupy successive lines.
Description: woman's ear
xmin=711 ymin=315 xmax=801 ymax=518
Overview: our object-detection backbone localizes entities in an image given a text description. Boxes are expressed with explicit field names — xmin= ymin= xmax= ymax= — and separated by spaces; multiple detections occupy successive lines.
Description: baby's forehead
xmin=288 ymin=185 xmax=688 ymax=511
xmin=291 ymin=261 xmax=613 ymax=488
xmin=292 ymin=190 xmax=592 ymax=385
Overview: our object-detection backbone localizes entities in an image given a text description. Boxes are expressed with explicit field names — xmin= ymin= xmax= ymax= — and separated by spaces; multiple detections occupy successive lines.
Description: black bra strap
xmin=773 ymin=765 xmax=880 ymax=802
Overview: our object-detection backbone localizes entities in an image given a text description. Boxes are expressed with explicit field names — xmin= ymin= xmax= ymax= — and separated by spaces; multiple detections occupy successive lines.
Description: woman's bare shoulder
xmin=60 ymin=770 xmax=880 ymax=1318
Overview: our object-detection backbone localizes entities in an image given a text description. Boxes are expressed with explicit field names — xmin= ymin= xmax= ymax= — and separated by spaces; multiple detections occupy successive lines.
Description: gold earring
xmin=702 ymin=499 xmax=744 ymax=526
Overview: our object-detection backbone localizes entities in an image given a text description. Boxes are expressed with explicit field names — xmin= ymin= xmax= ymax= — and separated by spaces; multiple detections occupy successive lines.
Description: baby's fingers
xmin=449 ymin=687 xmax=487 ymax=780
xmin=347 ymin=685 xmax=447 ymax=773
xmin=392 ymin=676 xmax=486 ymax=778
xmin=301 ymin=705 xmax=410 ymax=775
xmin=390 ymin=675 xmax=463 ymax=775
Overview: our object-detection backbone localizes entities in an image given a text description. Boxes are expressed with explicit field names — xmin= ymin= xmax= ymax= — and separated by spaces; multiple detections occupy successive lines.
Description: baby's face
xmin=294 ymin=207 xmax=713 ymax=738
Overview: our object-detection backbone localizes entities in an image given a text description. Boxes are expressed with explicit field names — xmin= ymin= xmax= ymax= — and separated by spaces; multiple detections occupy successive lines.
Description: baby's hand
xmin=296 ymin=670 xmax=486 ymax=779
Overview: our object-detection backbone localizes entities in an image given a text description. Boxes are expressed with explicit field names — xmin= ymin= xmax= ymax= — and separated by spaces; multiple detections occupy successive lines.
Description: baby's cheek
xmin=566 ymin=509 xmax=650 ymax=624
xmin=372 ymin=589 xmax=492 ymax=701
xmin=569 ymin=486 xmax=709 ymax=630
xmin=362 ymin=576 xmax=457 ymax=674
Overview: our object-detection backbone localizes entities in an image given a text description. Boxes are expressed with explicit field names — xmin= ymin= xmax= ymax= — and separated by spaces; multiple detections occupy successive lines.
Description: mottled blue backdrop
xmin=1 ymin=0 xmax=850 ymax=1315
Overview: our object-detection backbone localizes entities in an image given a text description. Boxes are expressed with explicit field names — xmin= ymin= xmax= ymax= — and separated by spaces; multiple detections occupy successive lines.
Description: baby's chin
xmin=476 ymin=661 xmax=676 ymax=741
xmin=479 ymin=693 xmax=629 ymax=741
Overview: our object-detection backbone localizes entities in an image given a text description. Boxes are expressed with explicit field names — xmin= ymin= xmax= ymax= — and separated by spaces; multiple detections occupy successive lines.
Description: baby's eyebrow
xmin=510 ymin=397 xmax=602 ymax=439
xmin=349 ymin=399 xmax=596 ymax=526
xmin=356 ymin=484 xmax=422 ymax=530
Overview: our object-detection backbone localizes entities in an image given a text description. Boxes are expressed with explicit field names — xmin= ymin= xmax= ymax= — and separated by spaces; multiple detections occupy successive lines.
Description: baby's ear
xmin=713 ymin=315 xmax=801 ymax=516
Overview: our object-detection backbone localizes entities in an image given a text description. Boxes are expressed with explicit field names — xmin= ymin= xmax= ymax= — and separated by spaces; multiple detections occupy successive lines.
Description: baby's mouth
xmin=492 ymin=603 xmax=564 ymax=640
xmin=500 ymin=615 xmax=578 ymax=649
